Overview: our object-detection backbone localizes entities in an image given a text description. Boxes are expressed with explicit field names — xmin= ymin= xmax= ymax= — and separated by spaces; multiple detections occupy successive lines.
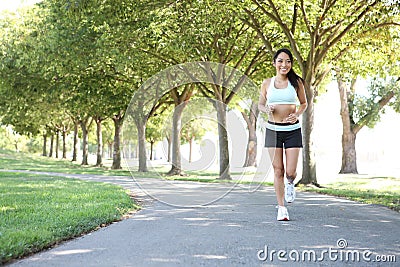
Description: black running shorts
xmin=264 ymin=128 xmax=303 ymax=149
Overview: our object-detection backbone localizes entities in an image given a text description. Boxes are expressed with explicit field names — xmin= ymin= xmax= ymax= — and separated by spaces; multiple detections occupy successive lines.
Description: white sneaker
xmin=285 ymin=180 xmax=296 ymax=203
xmin=277 ymin=206 xmax=289 ymax=221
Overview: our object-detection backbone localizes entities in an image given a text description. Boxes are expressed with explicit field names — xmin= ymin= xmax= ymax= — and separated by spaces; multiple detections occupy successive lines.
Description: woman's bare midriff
xmin=269 ymin=104 xmax=297 ymax=122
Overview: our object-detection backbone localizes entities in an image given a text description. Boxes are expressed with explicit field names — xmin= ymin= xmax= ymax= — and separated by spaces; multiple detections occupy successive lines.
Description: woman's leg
xmin=268 ymin=148 xmax=285 ymax=206
xmin=285 ymin=148 xmax=300 ymax=182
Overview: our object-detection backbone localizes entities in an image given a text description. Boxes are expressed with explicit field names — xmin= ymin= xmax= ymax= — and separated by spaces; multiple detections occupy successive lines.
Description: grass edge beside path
xmin=1 ymin=148 xmax=399 ymax=212
xmin=298 ymin=175 xmax=400 ymax=212
xmin=0 ymin=171 xmax=140 ymax=265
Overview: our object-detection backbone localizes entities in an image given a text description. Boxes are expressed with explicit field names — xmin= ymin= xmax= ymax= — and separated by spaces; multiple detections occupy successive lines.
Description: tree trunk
xmin=167 ymin=103 xmax=186 ymax=175
xmin=72 ymin=121 xmax=78 ymax=162
xmin=340 ymin=132 xmax=358 ymax=173
xmin=80 ymin=120 xmax=89 ymax=165
xmin=136 ymin=118 xmax=148 ymax=172
xmin=62 ymin=130 xmax=67 ymax=159
xmin=149 ymin=141 xmax=154 ymax=160
xmin=49 ymin=134 xmax=54 ymax=158
xmin=242 ymin=101 xmax=259 ymax=167
xmin=55 ymin=131 xmax=59 ymax=159
xmin=189 ymin=137 xmax=193 ymax=163
xmin=108 ymin=143 xmax=113 ymax=159
xmin=337 ymin=74 xmax=358 ymax=174
xmin=42 ymin=133 xmax=47 ymax=156
xmin=111 ymin=114 xmax=123 ymax=169
xmin=299 ymin=85 xmax=318 ymax=185
xmin=166 ymin=136 xmax=171 ymax=162
xmin=95 ymin=118 xmax=103 ymax=167
xmin=215 ymin=100 xmax=231 ymax=180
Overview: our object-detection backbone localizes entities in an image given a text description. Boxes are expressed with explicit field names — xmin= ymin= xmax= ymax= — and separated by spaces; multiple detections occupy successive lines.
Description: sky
xmin=0 ymin=0 xmax=41 ymax=12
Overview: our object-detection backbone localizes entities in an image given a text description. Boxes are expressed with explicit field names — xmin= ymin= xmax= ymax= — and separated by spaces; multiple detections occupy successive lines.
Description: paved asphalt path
xmin=6 ymin=171 xmax=400 ymax=267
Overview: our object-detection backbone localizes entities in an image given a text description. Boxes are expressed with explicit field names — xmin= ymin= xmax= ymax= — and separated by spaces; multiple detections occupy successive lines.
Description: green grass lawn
xmin=0 ymin=149 xmax=254 ymax=180
xmin=0 ymin=149 xmax=399 ymax=264
xmin=0 ymin=171 xmax=138 ymax=264
xmin=298 ymin=175 xmax=400 ymax=212
xmin=0 ymin=149 xmax=131 ymax=176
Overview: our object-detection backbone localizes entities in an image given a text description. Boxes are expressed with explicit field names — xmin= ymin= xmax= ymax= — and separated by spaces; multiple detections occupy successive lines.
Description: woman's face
xmin=273 ymin=52 xmax=292 ymax=76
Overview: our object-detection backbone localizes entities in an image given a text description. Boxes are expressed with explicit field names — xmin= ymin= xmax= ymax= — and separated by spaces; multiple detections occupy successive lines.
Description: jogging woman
xmin=258 ymin=48 xmax=308 ymax=221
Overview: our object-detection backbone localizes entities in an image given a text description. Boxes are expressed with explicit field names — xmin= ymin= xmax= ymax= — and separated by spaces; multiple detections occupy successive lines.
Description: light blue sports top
xmin=266 ymin=77 xmax=298 ymax=105
xmin=266 ymin=77 xmax=300 ymax=131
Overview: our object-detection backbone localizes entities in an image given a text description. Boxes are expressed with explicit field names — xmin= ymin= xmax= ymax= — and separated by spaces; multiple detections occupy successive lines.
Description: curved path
xmin=6 ymin=170 xmax=400 ymax=266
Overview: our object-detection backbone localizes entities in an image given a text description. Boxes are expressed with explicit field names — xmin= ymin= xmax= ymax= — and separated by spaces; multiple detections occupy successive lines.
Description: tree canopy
xmin=0 ymin=0 xmax=399 ymax=182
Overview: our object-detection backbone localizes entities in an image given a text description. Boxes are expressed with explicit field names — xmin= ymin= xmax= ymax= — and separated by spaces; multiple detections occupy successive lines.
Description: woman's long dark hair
xmin=273 ymin=48 xmax=304 ymax=91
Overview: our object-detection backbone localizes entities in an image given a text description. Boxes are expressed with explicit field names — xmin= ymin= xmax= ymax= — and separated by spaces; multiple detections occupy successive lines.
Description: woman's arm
xmin=258 ymin=79 xmax=271 ymax=113
xmin=286 ymin=79 xmax=308 ymax=123
xmin=295 ymin=79 xmax=308 ymax=117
